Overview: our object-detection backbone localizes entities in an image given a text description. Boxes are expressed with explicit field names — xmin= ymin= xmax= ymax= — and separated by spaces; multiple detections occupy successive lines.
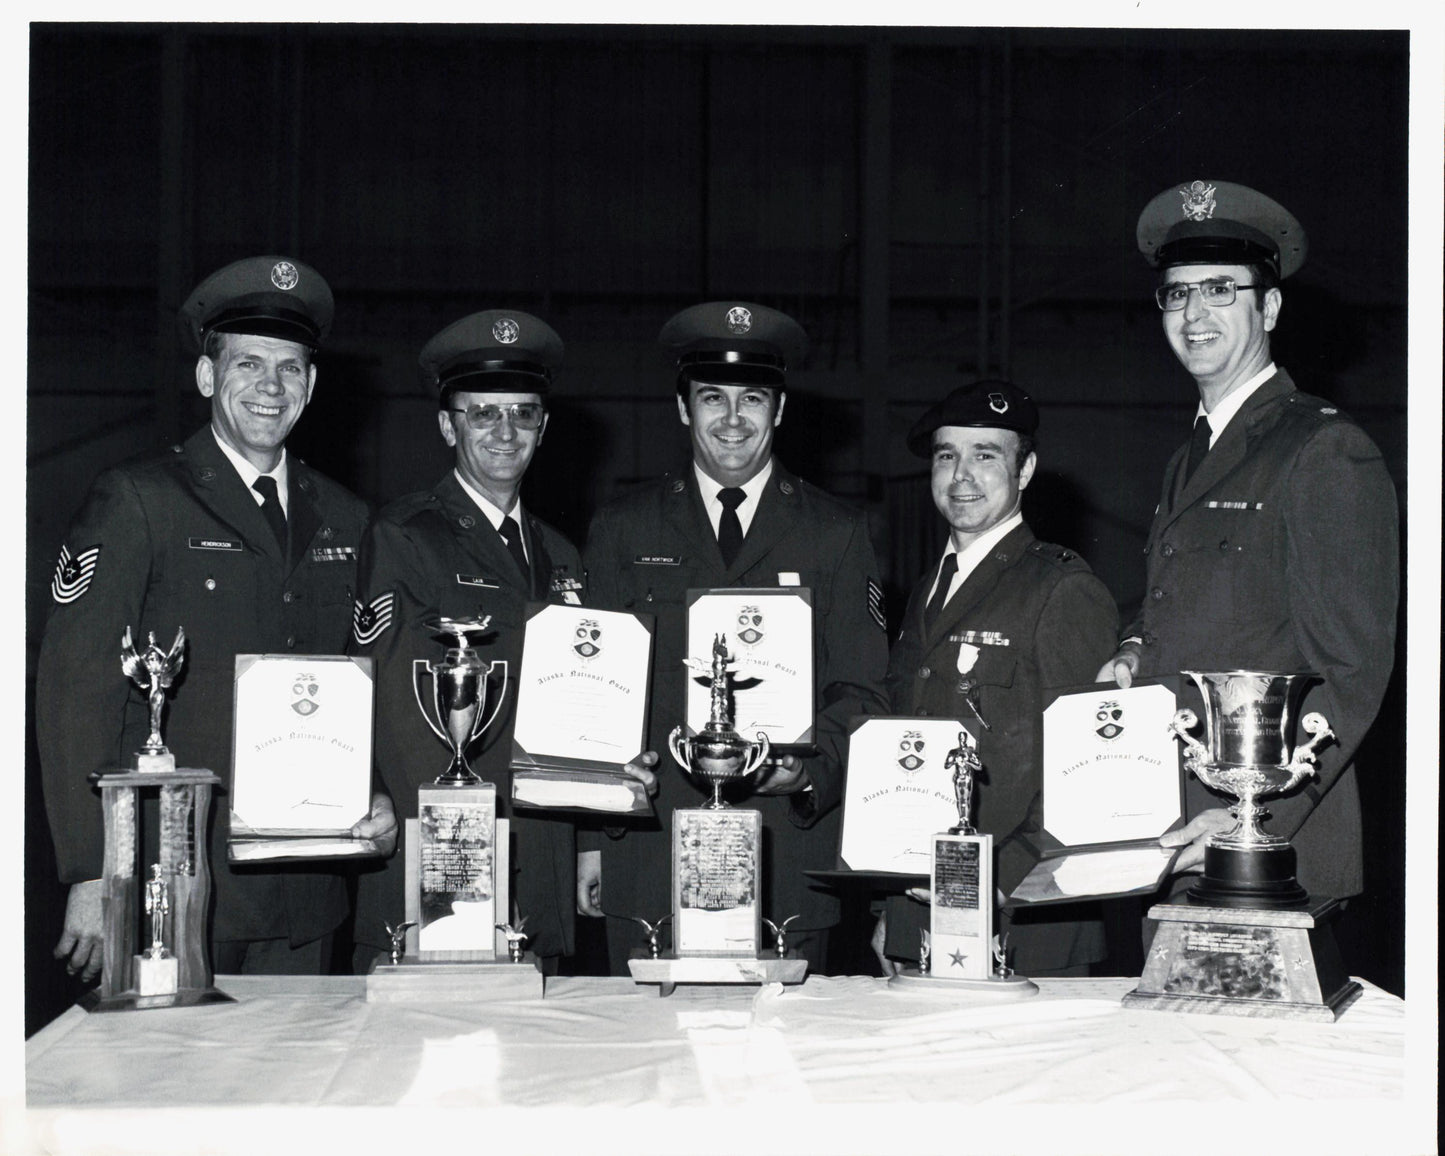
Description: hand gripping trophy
xmin=120 ymin=626 xmax=186 ymax=772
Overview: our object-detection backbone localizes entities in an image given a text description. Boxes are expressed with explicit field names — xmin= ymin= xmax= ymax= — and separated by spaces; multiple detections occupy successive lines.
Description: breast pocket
xmin=1166 ymin=505 xmax=1271 ymax=624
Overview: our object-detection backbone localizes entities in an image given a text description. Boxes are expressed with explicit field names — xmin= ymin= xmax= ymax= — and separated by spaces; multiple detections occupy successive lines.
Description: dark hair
xmin=1244 ymin=262 xmax=1279 ymax=312
xmin=1015 ymin=434 xmax=1036 ymax=473
xmin=201 ymin=328 xmax=313 ymax=368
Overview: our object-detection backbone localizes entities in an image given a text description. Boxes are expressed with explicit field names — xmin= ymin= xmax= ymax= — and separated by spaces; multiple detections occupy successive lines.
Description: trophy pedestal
xmin=366 ymin=957 xmax=544 ymax=1003
xmin=888 ymin=968 xmax=1039 ymax=999
xmin=1123 ymin=896 xmax=1361 ymax=1022
xmin=135 ymin=751 xmax=176 ymax=773
xmin=627 ymin=955 xmax=808 ymax=997
xmin=1186 ymin=843 xmax=1309 ymax=908
xmin=135 ymin=952 xmax=178 ymax=996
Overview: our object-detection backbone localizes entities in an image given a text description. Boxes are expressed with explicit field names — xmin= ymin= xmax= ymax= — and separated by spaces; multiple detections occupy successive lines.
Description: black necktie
xmin=717 ymin=488 xmax=746 ymax=567
xmin=499 ymin=515 xmax=530 ymax=580
xmin=1182 ymin=415 xmax=1213 ymax=486
xmin=252 ymin=476 xmax=287 ymax=550
xmin=924 ymin=553 xmax=959 ymax=629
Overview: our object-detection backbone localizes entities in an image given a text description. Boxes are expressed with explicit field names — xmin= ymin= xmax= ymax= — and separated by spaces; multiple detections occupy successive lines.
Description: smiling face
xmin=438 ymin=389 xmax=547 ymax=513
xmin=196 ymin=332 xmax=317 ymax=473
xmin=678 ymin=381 xmax=785 ymax=487
xmin=1160 ymin=262 xmax=1281 ymax=408
xmin=929 ymin=426 xmax=1035 ymax=549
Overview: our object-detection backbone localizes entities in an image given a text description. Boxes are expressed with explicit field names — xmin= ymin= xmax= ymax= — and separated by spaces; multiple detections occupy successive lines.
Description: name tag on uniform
xmin=189 ymin=537 xmax=243 ymax=551
xmin=457 ymin=573 xmax=501 ymax=589
xmin=634 ymin=555 xmax=681 ymax=565
xmin=777 ymin=571 xmax=800 ymax=586
xmin=309 ymin=546 xmax=357 ymax=563
xmin=1205 ymin=500 xmax=1265 ymax=510
xmin=950 ymin=630 xmax=1010 ymax=647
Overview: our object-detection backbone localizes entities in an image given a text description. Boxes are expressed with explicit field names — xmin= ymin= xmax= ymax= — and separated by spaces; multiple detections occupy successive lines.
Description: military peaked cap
xmin=419 ymin=309 xmax=563 ymax=395
xmin=906 ymin=380 xmax=1039 ymax=457
xmin=181 ymin=256 xmax=334 ymax=350
xmin=1137 ymin=179 xmax=1307 ymax=279
xmin=659 ymin=301 xmax=807 ymax=389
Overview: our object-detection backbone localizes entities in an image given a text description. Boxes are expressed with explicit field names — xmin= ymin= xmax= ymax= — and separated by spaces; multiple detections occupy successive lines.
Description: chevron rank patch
xmin=352 ymin=590 xmax=395 ymax=646
xmin=51 ymin=543 xmax=101 ymax=604
xmin=867 ymin=577 xmax=886 ymax=631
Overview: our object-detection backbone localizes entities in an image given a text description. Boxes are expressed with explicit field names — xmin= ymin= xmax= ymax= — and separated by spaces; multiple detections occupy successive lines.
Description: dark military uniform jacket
xmin=882 ymin=520 xmax=1119 ymax=973
xmin=1127 ymin=369 xmax=1399 ymax=900
xmin=347 ymin=472 xmax=582 ymax=959
xmin=37 ymin=426 xmax=368 ymax=946
xmin=582 ymin=461 xmax=890 ymax=959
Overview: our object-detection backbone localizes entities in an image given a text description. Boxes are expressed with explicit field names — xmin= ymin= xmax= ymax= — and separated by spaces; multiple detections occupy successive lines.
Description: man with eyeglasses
xmin=346 ymin=310 xmax=656 ymax=973
xmin=578 ymin=302 xmax=890 ymax=975
xmin=1096 ymin=181 xmax=1399 ymax=908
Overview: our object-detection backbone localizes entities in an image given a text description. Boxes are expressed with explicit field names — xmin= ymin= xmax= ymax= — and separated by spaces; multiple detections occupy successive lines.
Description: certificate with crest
xmin=838 ymin=717 xmax=979 ymax=875
xmin=510 ymin=603 xmax=654 ymax=815
xmin=1009 ymin=678 xmax=1185 ymax=904
xmin=684 ymin=587 xmax=815 ymax=752
xmin=228 ymin=654 xmax=380 ymax=861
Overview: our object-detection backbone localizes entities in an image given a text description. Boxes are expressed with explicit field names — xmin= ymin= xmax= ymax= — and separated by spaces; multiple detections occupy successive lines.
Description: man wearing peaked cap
xmin=876 ymin=380 xmax=1118 ymax=977
xmin=39 ymin=256 xmax=385 ymax=981
xmin=347 ymin=309 xmax=657 ymax=973
xmin=579 ymin=301 xmax=890 ymax=975
xmin=1099 ymin=180 xmax=1399 ymax=908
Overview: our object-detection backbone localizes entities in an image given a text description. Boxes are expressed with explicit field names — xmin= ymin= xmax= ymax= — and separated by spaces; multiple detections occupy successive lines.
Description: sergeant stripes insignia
xmin=51 ymin=543 xmax=101 ymax=604
xmin=867 ymin=577 xmax=886 ymax=631
xmin=352 ymin=590 xmax=395 ymax=647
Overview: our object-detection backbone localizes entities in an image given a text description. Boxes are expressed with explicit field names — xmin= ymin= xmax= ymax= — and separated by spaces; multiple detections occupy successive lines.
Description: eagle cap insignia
xmin=1179 ymin=180 xmax=1217 ymax=222
xmin=270 ymin=261 xmax=299 ymax=291
xmin=492 ymin=317 xmax=520 ymax=344
xmin=725 ymin=306 xmax=752 ymax=335
xmin=988 ymin=392 xmax=1009 ymax=414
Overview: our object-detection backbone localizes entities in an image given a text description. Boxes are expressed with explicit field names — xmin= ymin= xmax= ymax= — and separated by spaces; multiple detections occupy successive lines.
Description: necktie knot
xmin=718 ymin=487 xmax=746 ymax=512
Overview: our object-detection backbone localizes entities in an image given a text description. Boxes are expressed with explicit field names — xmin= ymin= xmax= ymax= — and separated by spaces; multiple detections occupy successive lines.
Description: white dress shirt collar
xmin=212 ymin=429 xmax=290 ymax=516
xmin=1197 ymin=362 xmax=1277 ymax=448
xmin=694 ymin=459 xmax=774 ymax=538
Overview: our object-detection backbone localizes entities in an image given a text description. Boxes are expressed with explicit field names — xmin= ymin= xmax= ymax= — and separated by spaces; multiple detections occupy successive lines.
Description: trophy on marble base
xmin=1124 ymin=670 xmax=1361 ymax=1021
xmin=627 ymin=635 xmax=807 ymax=995
xmin=85 ymin=625 xmax=230 ymax=1012
xmin=891 ymin=731 xmax=1037 ymax=998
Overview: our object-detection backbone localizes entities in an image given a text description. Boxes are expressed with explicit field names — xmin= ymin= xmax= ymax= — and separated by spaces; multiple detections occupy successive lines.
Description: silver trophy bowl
xmin=412 ymin=616 xmax=510 ymax=786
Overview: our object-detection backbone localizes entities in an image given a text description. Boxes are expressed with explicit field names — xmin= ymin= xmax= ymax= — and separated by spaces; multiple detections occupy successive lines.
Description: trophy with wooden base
xmin=626 ymin=634 xmax=809 ymax=996
xmin=366 ymin=616 xmax=542 ymax=1003
xmin=889 ymin=731 xmax=1038 ymax=999
xmin=84 ymin=627 xmax=232 ymax=1012
xmin=1123 ymin=670 xmax=1362 ymax=1021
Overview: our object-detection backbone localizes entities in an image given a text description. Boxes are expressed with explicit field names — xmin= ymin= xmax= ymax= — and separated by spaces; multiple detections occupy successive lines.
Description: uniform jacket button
xmin=1161 ymin=543 xmax=1175 ymax=557
xmin=283 ymin=591 xmax=294 ymax=603
xmin=1150 ymin=587 xmax=1165 ymax=600
xmin=918 ymin=666 xmax=931 ymax=679
xmin=286 ymin=636 xmax=297 ymax=649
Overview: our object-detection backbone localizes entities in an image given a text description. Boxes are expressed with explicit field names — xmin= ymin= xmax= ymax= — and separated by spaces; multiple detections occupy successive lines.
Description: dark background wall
xmin=25 ymin=23 xmax=1410 ymax=1034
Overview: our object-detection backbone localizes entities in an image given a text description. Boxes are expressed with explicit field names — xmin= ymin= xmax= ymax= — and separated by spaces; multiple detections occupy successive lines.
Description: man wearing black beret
xmin=346 ymin=310 xmax=656 ymax=973
xmin=39 ymin=256 xmax=388 ymax=979
xmin=579 ymin=301 xmax=890 ymax=974
xmin=1098 ymin=180 xmax=1399 ymax=905
xmin=876 ymin=380 xmax=1118 ymax=976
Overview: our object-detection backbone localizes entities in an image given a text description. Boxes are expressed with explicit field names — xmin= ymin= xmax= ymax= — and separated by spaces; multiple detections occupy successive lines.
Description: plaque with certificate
xmin=1010 ymin=678 xmax=1185 ymax=905
xmin=837 ymin=717 xmax=979 ymax=876
xmin=510 ymin=603 xmax=654 ymax=815
xmin=684 ymin=588 xmax=814 ymax=752
xmin=672 ymin=808 xmax=762 ymax=957
xmin=228 ymin=654 xmax=380 ymax=862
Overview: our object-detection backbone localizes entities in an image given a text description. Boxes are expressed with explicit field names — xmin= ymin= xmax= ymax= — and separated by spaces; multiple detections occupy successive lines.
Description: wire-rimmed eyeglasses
xmin=446 ymin=402 xmax=546 ymax=430
xmin=1155 ymin=278 xmax=1261 ymax=312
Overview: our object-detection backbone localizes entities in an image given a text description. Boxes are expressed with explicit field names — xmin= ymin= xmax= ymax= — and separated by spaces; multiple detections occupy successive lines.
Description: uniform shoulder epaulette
xmin=1284 ymin=391 xmax=1352 ymax=426
xmin=378 ymin=489 xmax=442 ymax=525
xmin=1026 ymin=540 xmax=1091 ymax=570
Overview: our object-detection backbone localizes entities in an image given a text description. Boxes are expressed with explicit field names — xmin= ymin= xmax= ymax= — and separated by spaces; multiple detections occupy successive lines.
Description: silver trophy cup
xmin=1169 ymin=670 xmax=1334 ymax=907
xmin=668 ymin=633 xmax=770 ymax=809
xmin=412 ymin=616 xmax=510 ymax=786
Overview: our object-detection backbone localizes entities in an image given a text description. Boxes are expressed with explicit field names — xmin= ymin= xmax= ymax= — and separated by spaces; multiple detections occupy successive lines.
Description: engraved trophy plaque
xmin=892 ymin=731 xmax=1037 ymax=997
xmin=368 ymin=617 xmax=541 ymax=1002
xmin=626 ymin=635 xmax=807 ymax=994
xmin=84 ymin=626 xmax=231 ymax=1011
xmin=1124 ymin=670 xmax=1362 ymax=1021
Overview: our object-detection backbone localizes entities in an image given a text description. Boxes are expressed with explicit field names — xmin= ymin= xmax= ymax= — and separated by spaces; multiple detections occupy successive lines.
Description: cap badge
xmin=1179 ymin=180 xmax=1217 ymax=223
xmin=725 ymin=306 xmax=752 ymax=335
xmin=270 ymin=261 xmax=300 ymax=291
xmin=988 ymin=392 xmax=1009 ymax=414
xmin=492 ymin=318 xmax=520 ymax=344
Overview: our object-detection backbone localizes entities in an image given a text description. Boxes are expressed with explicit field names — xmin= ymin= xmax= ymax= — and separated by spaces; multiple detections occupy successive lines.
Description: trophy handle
xmin=470 ymin=660 xmax=511 ymax=745
xmin=666 ymin=724 xmax=692 ymax=771
xmin=741 ymin=732 xmax=772 ymax=777
xmin=1284 ymin=712 xmax=1334 ymax=788
xmin=1168 ymin=708 xmax=1209 ymax=766
xmin=411 ymin=659 xmax=450 ymax=745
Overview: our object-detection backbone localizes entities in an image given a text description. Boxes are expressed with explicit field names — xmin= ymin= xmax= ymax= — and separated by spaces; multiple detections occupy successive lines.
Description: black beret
xmin=419 ymin=309 xmax=563 ymax=395
xmin=181 ymin=256 xmax=334 ymax=350
xmin=906 ymin=380 xmax=1039 ymax=458
xmin=1137 ymin=180 xmax=1307 ymax=279
xmin=659 ymin=301 xmax=807 ymax=389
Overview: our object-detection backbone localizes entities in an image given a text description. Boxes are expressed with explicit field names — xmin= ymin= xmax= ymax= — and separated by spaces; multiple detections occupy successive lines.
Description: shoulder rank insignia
xmin=51 ymin=543 xmax=101 ymax=604
xmin=867 ymin=577 xmax=886 ymax=631
xmin=352 ymin=590 xmax=395 ymax=647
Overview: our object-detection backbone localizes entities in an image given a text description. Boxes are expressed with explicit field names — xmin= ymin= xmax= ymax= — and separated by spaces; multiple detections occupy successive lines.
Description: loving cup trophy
xmin=413 ymin=616 xmax=510 ymax=786
xmin=1169 ymin=670 xmax=1333 ymax=908
xmin=667 ymin=633 xmax=771 ymax=807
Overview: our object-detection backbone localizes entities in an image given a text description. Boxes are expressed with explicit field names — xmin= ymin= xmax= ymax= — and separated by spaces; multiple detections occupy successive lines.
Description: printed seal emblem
xmin=573 ymin=619 xmax=603 ymax=660
xmin=292 ymin=673 xmax=321 ymax=717
xmin=491 ymin=317 xmax=520 ymax=344
xmin=1095 ymin=699 xmax=1124 ymax=742
xmin=725 ymin=306 xmax=752 ymax=335
xmin=897 ymin=730 xmax=926 ymax=774
xmin=1179 ymin=180 xmax=1217 ymax=222
xmin=270 ymin=261 xmax=299 ymax=290
xmin=735 ymin=605 xmax=765 ymax=648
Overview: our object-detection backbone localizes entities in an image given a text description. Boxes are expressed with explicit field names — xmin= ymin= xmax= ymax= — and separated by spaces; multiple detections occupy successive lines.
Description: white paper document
xmin=839 ymin=718 xmax=974 ymax=873
xmin=1011 ymin=844 xmax=1179 ymax=904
